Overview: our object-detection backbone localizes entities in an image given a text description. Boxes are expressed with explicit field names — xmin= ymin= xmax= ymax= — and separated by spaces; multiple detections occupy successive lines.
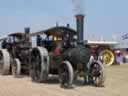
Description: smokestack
xmin=75 ymin=14 xmax=84 ymax=41
xmin=24 ymin=27 xmax=30 ymax=34
xmin=24 ymin=27 xmax=30 ymax=40
xmin=67 ymin=24 xmax=70 ymax=28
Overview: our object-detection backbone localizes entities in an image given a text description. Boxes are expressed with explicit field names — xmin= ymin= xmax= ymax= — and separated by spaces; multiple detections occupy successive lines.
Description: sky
xmin=0 ymin=0 xmax=128 ymax=41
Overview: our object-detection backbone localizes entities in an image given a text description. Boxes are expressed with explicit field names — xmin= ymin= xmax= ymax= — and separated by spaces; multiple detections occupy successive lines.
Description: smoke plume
xmin=72 ymin=0 xmax=85 ymax=15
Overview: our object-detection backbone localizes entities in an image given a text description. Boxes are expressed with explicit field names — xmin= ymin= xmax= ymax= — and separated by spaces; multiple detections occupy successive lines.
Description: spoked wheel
xmin=30 ymin=47 xmax=49 ymax=83
xmin=102 ymin=49 xmax=115 ymax=66
xmin=89 ymin=61 xmax=105 ymax=87
xmin=59 ymin=61 xmax=74 ymax=89
xmin=12 ymin=58 xmax=21 ymax=78
xmin=0 ymin=49 xmax=10 ymax=75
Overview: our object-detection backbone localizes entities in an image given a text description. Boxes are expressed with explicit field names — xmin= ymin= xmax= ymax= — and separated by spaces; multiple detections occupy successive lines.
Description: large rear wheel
xmin=0 ymin=49 xmax=10 ymax=75
xmin=30 ymin=47 xmax=49 ymax=83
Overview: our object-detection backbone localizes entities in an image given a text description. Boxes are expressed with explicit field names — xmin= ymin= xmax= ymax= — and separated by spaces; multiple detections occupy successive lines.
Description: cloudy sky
xmin=0 ymin=0 xmax=127 ymax=41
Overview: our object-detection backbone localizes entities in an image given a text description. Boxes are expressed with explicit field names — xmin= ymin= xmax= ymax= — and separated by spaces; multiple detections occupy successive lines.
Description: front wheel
xmin=59 ymin=61 xmax=74 ymax=89
xmin=11 ymin=58 xmax=21 ymax=78
xmin=89 ymin=60 xmax=105 ymax=87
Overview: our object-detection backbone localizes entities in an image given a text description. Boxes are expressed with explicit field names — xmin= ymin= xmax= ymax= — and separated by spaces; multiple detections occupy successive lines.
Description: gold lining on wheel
xmin=102 ymin=50 xmax=115 ymax=66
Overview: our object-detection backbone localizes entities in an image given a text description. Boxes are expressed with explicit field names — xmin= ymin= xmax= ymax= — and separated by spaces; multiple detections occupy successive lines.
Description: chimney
xmin=24 ymin=27 xmax=30 ymax=40
xmin=67 ymin=24 xmax=70 ymax=28
xmin=75 ymin=14 xmax=84 ymax=41
xmin=24 ymin=27 xmax=30 ymax=34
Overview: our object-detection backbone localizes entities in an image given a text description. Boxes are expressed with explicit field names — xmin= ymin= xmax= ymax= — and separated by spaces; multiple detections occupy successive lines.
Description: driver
xmin=36 ymin=35 xmax=42 ymax=46
xmin=2 ymin=40 xmax=7 ymax=49
xmin=62 ymin=34 xmax=78 ymax=49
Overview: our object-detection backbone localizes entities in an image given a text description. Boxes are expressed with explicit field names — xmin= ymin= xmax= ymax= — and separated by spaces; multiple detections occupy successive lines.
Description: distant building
xmin=86 ymin=40 xmax=118 ymax=45
xmin=115 ymin=33 xmax=128 ymax=49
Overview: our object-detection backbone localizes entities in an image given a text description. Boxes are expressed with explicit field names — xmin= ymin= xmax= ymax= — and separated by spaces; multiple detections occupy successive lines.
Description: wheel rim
xmin=60 ymin=64 xmax=69 ymax=87
xmin=89 ymin=62 xmax=104 ymax=86
xmin=59 ymin=61 xmax=74 ymax=88
xmin=0 ymin=49 xmax=10 ymax=75
xmin=30 ymin=47 xmax=49 ymax=83
xmin=31 ymin=49 xmax=42 ymax=82
xmin=12 ymin=61 xmax=17 ymax=76
xmin=103 ymin=50 xmax=114 ymax=66
xmin=0 ymin=51 xmax=3 ymax=72
xmin=12 ymin=59 xmax=21 ymax=77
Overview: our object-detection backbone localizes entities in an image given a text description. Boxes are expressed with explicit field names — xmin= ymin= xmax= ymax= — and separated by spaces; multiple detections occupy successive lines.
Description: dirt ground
xmin=0 ymin=64 xmax=128 ymax=96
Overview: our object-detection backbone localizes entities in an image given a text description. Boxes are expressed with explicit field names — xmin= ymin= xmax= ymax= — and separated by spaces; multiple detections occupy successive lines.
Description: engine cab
xmin=36 ymin=26 xmax=78 ymax=52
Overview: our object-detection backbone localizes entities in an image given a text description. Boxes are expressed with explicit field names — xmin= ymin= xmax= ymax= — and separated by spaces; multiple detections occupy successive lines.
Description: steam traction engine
xmin=87 ymin=41 xmax=117 ymax=66
xmin=0 ymin=28 xmax=32 ymax=77
xmin=30 ymin=15 xmax=105 ymax=88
